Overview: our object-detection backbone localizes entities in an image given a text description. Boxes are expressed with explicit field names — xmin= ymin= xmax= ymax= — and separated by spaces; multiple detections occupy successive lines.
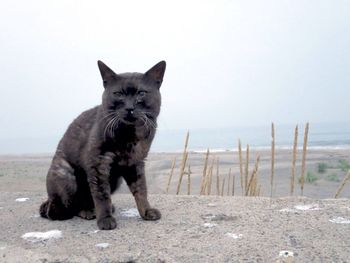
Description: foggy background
xmin=1 ymin=0 xmax=349 ymax=153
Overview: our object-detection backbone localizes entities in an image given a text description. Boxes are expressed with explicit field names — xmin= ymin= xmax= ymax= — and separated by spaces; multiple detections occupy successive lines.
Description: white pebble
xmin=294 ymin=204 xmax=320 ymax=211
xmin=225 ymin=233 xmax=243 ymax=239
xmin=203 ymin=223 xmax=217 ymax=228
xmin=15 ymin=198 xmax=29 ymax=202
xmin=95 ymin=243 xmax=110 ymax=249
xmin=120 ymin=208 xmax=140 ymax=218
xmin=279 ymin=250 xmax=294 ymax=257
xmin=22 ymin=230 xmax=62 ymax=242
xmin=30 ymin=214 xmax=40 ymax=218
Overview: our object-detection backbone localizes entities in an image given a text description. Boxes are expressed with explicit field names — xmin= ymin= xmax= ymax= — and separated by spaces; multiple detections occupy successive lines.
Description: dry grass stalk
xmin=216 ymin=158 xmax=220 ymax=195
xmin=252 ymin=159 xmax=260 ymax=196
xmin=176 ymin=132 xmax=190 ymax=195
xmin=187 ymin=165 xmax=191 ymax=195
xmin=202 ymin=163 xmax=209 ymax=194
xmin=232 ymin=173 xmax=235 ymax=196
xmin=245 ymin=155 xmax=260 ymax=196
xmin=245 ymin=144 xmax=250 ymax=192
xmin=176 ymin=151 xmax=188 ymax=195
xmin=238 ymin=139 xmax=244 ymax=194
xmin=334 ymin=170 xmax=350 ymax=198
xmin=221 ymin=177 xmax=225 ymax=196
xmin=206 ymin=157 xmax=215 ymax=195
xmin=227 ymin=168 xmax=231 ymax=196
xmin=251 ymin=173 xmax=258 ymax=196
xmin=246 ymin=172 xmax=255 ymax=196
xmin=166 ymin=157 xmax=177 ymax=194
xmin=270 ymin=122 xmax=275 ymax=198
xmin=200 ymin=149 xmax=210 ymax=195
xmin=290 ymin=125 xmax=298 ymax=196
xmin=300 ymin=123 xmax=309 ymax=196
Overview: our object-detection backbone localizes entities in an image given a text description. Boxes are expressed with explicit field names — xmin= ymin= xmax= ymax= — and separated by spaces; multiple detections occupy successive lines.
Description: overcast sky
xmin=1 ymin=0 xmax=349 ymax=141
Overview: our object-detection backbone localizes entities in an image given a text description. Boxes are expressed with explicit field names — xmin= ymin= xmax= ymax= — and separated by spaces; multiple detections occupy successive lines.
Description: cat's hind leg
xmin=40 ymin=157 xmax=78 ymax=220
xmin=77 ymin=209 xmax=96 ymax=220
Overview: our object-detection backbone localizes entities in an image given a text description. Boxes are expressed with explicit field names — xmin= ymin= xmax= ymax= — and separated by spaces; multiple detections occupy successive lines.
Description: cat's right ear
xmin=97 ymin=60 xmax=119 ymax=87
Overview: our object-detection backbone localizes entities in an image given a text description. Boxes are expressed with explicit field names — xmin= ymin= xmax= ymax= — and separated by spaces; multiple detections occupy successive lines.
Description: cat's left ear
xmin=145 ymin=61 xmax=166 ymax=87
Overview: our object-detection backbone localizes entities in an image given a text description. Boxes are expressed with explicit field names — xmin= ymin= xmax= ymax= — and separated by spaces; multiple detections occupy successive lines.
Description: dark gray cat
xmin=40 ymin=60 xmax=166 ymax=230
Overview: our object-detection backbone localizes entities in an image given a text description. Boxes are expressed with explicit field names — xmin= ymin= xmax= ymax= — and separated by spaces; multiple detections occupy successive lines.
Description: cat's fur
xmin=39 ymin=60 xmax=166 ymax=230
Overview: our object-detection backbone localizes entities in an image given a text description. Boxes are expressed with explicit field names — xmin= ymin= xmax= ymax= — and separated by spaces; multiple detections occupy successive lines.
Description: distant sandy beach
xmin=0 ymin=149 xmax=349 ymax=199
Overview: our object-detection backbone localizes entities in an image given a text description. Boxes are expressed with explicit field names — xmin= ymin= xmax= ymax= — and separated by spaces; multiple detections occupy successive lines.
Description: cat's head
xmin=97 ymin=60 xmax=166 ymax=129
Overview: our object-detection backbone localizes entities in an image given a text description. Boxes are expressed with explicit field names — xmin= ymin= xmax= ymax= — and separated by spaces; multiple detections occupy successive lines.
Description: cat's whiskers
xmin=138 ymin=112 xmax=157 ymax=131
xmin=109 ymin=115 xmax=120 ymax=138
xmin=100 ymin=111 xmax=118 ymax=122
xmin=104 ymin=115 xmax=119 ymax=140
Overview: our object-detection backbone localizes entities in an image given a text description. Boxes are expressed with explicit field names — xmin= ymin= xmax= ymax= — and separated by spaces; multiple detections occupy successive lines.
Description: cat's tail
xmin=39 ymin=200 xmax=50 ymax=218
xmin=39 ymin=198 xmax=75 ymax=220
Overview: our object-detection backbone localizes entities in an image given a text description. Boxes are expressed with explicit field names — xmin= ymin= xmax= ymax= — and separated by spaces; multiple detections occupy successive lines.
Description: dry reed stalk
xmin=334 ymin=170 xmax=350 ymax=198
xmin=187 ymin=165 xmax=191 ymax=195
xmin=300 ymin=123 xmax=309 ymax=196
xmin=245 ymin=155 xmax=260 ymax=196
xmin=200 ymin=149 xmax=210 ymax=195
xmin=207 ymin=157 xmax=215 ymax=195
xmin=252 ymin=173 xmax=258 ymax=196
xmin=216 ymin=175 xmax=220 ymax=195
xmin=290 ymin=125 xmax=298 ymax=196
xmin=221 ymin=177 xmax=225 ymax=196
xmin=232 ymin=173 xmax=235 ymax=196
xmin=202 ymin=164 xmax=210 ymax=195
xmin=166 ymin=157 xmax=177 ymax=194
xmin=246 ymin=172 xmax=255 ymax=196
xmin=176 ymin=132 xmax=190 ymax=195
xmin=245 ymin=144 xmax=250 ymax=192
xmin=238 ymin=139 xmax=244 ymax=194
xmin=216 ymin=158 xmax=220 ymax=195
xmin=176 ymin=151 xmax=188 ymax=195
xmin=227 ymin=168 xmax=231 ymax=196
xmin=270 ymin=122 xmax=275 ymax=198
xmin=249 ymin=172 xmax=257 ymax=196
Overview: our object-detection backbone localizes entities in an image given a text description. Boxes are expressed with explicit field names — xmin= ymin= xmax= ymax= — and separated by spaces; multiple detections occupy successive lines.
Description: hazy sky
xmin=1 ymin=0 xmax=349 ymax=141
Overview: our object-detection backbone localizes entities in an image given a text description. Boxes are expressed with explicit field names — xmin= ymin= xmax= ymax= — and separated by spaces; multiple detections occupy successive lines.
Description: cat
xmin=39 ymin=60 xmax=166 ymax=230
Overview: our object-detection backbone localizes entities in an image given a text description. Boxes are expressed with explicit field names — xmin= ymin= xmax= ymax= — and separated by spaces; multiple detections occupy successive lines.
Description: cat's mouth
xmin=122 ymin=111 xmax=137 ymax=124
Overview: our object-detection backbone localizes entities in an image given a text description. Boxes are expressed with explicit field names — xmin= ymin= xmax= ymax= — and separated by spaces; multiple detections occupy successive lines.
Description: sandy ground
xmin=0 ymin=192 xmax=350 ymax=262
xmin=0 ymin=150 xmax=349 ymax=262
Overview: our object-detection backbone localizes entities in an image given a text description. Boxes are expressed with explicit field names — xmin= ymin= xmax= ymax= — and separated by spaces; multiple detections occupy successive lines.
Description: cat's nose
xmin=126 ymin=108 xmax=134 ymax=115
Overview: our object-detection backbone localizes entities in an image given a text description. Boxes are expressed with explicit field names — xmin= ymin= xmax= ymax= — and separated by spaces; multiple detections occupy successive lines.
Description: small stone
xmin=225 ymin=233 xmax=243 ymax=239
xmin=95 ymin=243 xmax=110 ymax=249
xmin=279 ymin=250 xmax=294 ymax=257
xmin=203 ymin=223 xmax=217 ymax=228
xmin=15 ymin=198 xmax=29 ymax=202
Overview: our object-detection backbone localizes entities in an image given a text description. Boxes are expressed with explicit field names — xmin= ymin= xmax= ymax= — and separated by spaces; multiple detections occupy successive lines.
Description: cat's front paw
xmin=97 ymin=216 xmax=117 ymax=230
xmin=143 ymin=208 xmax=161 ymax=221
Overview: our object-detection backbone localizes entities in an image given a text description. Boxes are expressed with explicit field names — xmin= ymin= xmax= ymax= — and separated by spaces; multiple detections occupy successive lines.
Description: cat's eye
xmin=138 ymin=91 xmax=147 ymax=97
xmin=113 ymin=91 xmax=123 ymax=98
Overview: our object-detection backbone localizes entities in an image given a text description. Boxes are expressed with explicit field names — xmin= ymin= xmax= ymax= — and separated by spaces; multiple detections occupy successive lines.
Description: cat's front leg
xmin=123 ymin=162 xmax=161 ymax=220
xmin=87 ymin=152 xmax=117 ymax=230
